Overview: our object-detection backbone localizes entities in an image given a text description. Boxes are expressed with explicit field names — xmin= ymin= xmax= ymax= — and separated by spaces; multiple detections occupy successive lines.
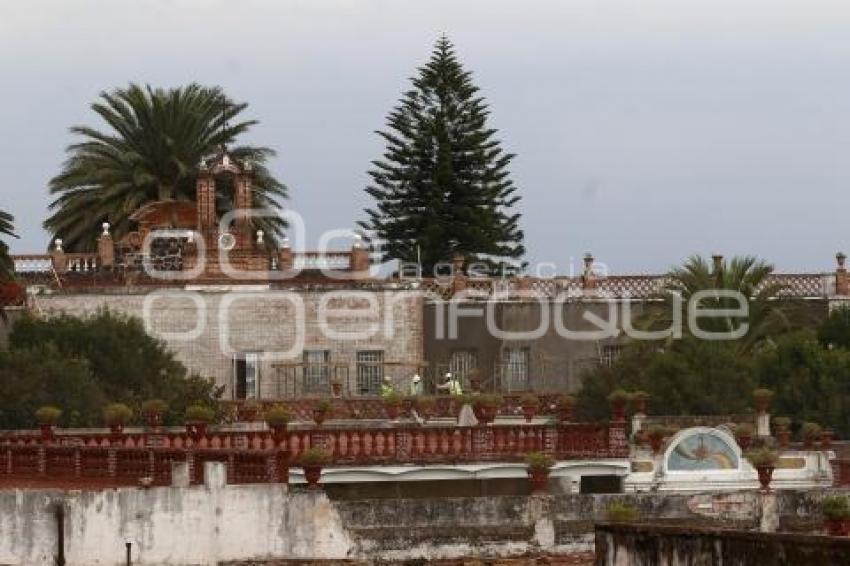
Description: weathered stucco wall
xmin=4 ymin=480 xmax=831 ymax=565
xmin=30 ymin=288 xmax=423 ymax=398
xmin=594 ymin=522 xmax=850 ymax=566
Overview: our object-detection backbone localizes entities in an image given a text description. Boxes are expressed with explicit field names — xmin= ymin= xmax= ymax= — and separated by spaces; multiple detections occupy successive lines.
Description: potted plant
xmin=630 ymin=391 xmax=650 ymax=415
xmin=264 ymin=405 xmax=292 ymax=443
xmin=773 ymin=416 xmax=791 ymax=448
xmin=312 ymin=399 xmax=332 ymax=426
xmin=556 ymin=394 xmax=576 ymax=422
xmin=472 ymin=394 xmax=503 ymax=425
xmin=298 ymin=447 xmax=332 ymax=489
xmin=103 ymin=403 xmax=133 ymax=436
xmin=525 ymin=452 xmax=555 ymax=494
xmin=415 ymin=396 xmax=437 ymax=422
xmin=383 ymin=392 xmax=402 ymax=420
xmin=238 ymin=399 xmax=261 ymax=422
xmin=745 ymin=447 xmax=778 ymax=491
xmin=822 ymin=495 xmax=850 ymax=536
xmin=801 ymin=422 xmax=822 ymax=450
xmin=35 ymin=405 xmax=62 ymax=440
xmin=519 ymin=393 xmax=539 ymax=423
xmin=141 ymin=399 xmax=167 ymax=429
xmin=401 ymin=395 xmax=416 ymax=415
xmin=735 ymin=422 xmax=754 ymax=450
xmin=607 ymin=389 xmax=629 ymax=420
xmin=330 ymin=377 xmax=343 ymax=397
xmin=822 ymin=428 xmax=835 ymax=450
xmin=647 ymin=425 xmax=670 ymax=455
xmin=184 ymin=404 xmax=215 ymax=439
xmin=605 ymin=501 xmax=639 ymax=522
xmin=753 ymin=388 xmax=774 ymax=414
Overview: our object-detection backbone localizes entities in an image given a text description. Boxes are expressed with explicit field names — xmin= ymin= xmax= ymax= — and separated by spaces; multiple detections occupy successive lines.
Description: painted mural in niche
xmin=667 ymin=431 xmax=738 ymax=471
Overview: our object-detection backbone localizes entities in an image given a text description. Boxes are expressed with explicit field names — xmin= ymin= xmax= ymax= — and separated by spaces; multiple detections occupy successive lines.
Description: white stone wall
xmin=30 ymin=287 xmax=424 ymax=398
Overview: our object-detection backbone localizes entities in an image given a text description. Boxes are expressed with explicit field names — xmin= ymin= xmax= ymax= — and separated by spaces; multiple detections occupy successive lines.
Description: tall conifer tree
xmin=360 ymin=36 xmax=524 ymax=275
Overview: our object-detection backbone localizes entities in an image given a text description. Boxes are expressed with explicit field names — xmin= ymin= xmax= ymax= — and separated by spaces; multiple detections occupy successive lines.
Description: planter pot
xmin=821 ymin=430 xmax=834 ymax=450
xmin=385 ymin=405 xmax=400 ymax=420
xmin=469 ymin=377 xmax=481 ymax=392
xmin=634 ymin=429 xmax=649 ymax=447
xmin=521 ymin=404 xmax=537 ymax=423
xmin=313 ymin=409 xmax=327 ymax=427
xmin=186 ymin=422 xmax=208 ymax=440
xmin=803 ymin=438 xmax=816 ymax=450
xmin=756 ymin=465 xmax=775 ymax=491
xmin=825 ymin=519 xmax=850 ymax=537
xmin=109 ymin=423 xmax=125 ymax=436
xmin=755 ymin=398 xmax=770 ymax=414
xmin=144 ymin=412 xmax=163 ymax=430
xmin=401 ymin=399 xmax=414 ymax=415
xmin=777 ymin=429 xmax=790 ymax=448
xmin=650 ymin=436 xmax=664 ymax=454
xmin=736 ymin=433 xmax=752 ymax=450
xmin=39 ymin=424 xmax=55 ymax=441
xmin=239 ymin=405 xmax=260 ymax=423
xmin=632 ymin=398 xmax=647 ymax=415
xmin=303 ymin=465 xmax=323 ymax=489
xmin=269 ymin=423 xmax=288 ymax=444
xmin=610 ymin=400 xmax=626 ymax=421
xmin=331 ymin=383 xmax=342 ymax=397
xmin=528 ymin=468 xmax=550 ymax=494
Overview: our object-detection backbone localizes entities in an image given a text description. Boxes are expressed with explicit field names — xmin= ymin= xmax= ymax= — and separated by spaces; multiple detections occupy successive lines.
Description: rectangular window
xmin=501 ymin=347 xmax=530 ymax=391
xmin=303 ymin=350 xmax=331 ymax=393
xmin=600 ymin=345 xmax=623 ymax=368
xmin=356 ymin=350 xmax=384 ymax=395
xmin=234 ymin=352 xmax=260 ymax=399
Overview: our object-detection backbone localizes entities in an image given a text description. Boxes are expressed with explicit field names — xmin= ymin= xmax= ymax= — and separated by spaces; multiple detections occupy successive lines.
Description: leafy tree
xmin=360 ymin=36 xmax=524 ymax=275
xmin=0 ymin=344 xmax=105 ymax=428
xmin=575 ymin=338 xmax=756 ymax=421
xmin=0 ymin=209 xmax=17 ymax=281
xmin=44 ymin=83 xmax=287 ymax=251
xmin=818 ymin=306 xmax=850 ymax=349
xmin=8 ymin=309 xmax=221 ymax=425
xmin=660 ymin=255 xmax=792 ymax=353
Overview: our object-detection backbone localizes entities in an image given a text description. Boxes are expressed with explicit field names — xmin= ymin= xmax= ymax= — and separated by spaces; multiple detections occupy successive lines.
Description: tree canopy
xmin=360 ymin=36 xmax=524 ymax=275
xmin=44 ymin=83 xmax=287 ymax=251
xmin=0 ymin=210 xmax=17 ymax=281
xmin=0 ymin=309 xmax=220 ymax=428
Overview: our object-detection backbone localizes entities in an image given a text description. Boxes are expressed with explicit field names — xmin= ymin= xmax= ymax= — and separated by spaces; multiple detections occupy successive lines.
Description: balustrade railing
xmin=0 ymin=420 xmax=626 ymax=486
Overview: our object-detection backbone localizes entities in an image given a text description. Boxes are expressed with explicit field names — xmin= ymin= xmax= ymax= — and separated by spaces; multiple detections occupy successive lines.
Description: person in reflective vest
xmin=380 ymin=375 xmax=395 ymax=398
xmin=437 ymin=372 xmax=463 ymax=396
xmin=409 ymin=374 xmax=423 ymax=396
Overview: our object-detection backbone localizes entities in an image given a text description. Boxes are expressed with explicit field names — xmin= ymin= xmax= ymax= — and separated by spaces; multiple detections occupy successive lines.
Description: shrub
xmin=103 ymin=403 xmax=133 ymax=426
xmin=415 ymin=396 xmax=436 ymax=410
xmin=141 ymin=399 xmax=167 ymax=415
xmin=631 ymin=390 xmax=650 ymax=401
xmin=383 ymin=392 xmax=402 ymax=406
xmin=753 ymin=388 xmax=774 ymax=401
xmin=313 ymin=399 xmax=333 ymax=413
xmin=823 ymin=495 xmax=850 ymax=521
xmin=605 ymin=501 xmax=639 ymax=522
xmin=524 ymin=452 xmax=554 ymax=470
xmin=184 ymin=404 xmax=215 ymax=423
xmin=745 ymin=447 xmax=778 ymax=467
xmin=264 ymin=405 xmax=292 ymax=426
xmin=35 ymin=405 xmax=62 ymax=425
xmin=297 ymin=447 xmax=332 ymax=467
xmin=801 ymin=422 xmax=822 ymax=440
xmin=736 ymin=422 xmax=754 ymax=437
xmin=473 ymin=394 xmax=503 ymax=408
xmin=647 ymin=425 xmax=670 ymax=440
xmin=773 ymin=416 xmax=791 ymax=430
xmin=557 ymin=394 xmax=576 ymax=409
xmin=519 ymin=393 xmax=539 ymax=407
xmin=607 ymin=389 xmax=629 ymax=403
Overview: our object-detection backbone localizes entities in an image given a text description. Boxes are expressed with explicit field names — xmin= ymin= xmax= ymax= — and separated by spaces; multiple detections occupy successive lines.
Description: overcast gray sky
xmin=1 ymin=0 xmax=849 ymax=274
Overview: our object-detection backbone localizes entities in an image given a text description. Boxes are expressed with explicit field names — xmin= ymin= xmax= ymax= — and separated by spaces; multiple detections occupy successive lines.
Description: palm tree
xmin=0 ymin=210 xmax=17 ymax=281
xmin=665 ymin=255 xmax=790 ymax=352
xmin=44 ymin=83 xmax=287 ymax=251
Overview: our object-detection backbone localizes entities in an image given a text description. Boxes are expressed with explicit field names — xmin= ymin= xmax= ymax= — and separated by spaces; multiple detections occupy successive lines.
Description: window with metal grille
xmin=501 ymin=347 xmax=530 ymax=391
xmin=600 ymin=344 xmax=623 ymax=368
xmin=450 ymin=350 xmax=478 ymax=384
xmin=302 ymin=350 xmax=331 ymax=393
xmin=356 ymin=350 xmax=384 ymax=395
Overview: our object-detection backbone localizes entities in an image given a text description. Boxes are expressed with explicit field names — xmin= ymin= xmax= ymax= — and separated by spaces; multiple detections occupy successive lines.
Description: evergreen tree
xmin=360 ymin=36 xmax=524 ymax=275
